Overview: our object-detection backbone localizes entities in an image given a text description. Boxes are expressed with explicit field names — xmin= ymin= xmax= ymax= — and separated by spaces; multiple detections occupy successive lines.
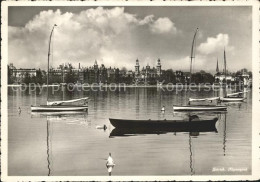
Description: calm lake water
xmin=8 ymin=86 xmax=252 ymax=176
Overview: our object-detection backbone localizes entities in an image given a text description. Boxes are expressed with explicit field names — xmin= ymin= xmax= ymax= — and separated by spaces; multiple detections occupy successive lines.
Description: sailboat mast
xmin=63 ymin=63 xmax=65 ymax=83
xmin=190 ymin=28 xmax=199 ymax=84
xmin=216 ymin=58 xmax=219 ymax=73
xmin=224 ymin=48 xmax=227 ymax=84
xmin=47 ymin=24 xmax=57 ymax=102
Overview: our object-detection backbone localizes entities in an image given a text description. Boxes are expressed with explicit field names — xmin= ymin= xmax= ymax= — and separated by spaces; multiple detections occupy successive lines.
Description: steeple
xmin=94 ymin=60 xmax=98 ymax=72
xmin=216 ymin=58 xmax=219 ymax=73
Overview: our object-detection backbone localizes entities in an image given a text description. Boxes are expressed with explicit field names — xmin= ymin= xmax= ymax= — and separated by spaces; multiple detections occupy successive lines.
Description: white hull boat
xmin=226 ymin=91 xmax=247 ymax=97
xmin=173 ymin=105 xmax=227 ymax=111
xmin=189 ymin=97 xmax=219 ymax=102
xmin=219 ymin=97 xmax=245 ymax=102
xmin=31 ymin=105 xmax=88 ymax=112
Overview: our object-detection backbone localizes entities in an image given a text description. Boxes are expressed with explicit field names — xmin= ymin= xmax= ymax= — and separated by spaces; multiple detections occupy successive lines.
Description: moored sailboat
xmin=31 ymin=24 xmax=88 ymax=112
xmin=218 ymin=49 xmax=245 ymax=102
xmin=173 ymin=28 xmax=227 ymax=112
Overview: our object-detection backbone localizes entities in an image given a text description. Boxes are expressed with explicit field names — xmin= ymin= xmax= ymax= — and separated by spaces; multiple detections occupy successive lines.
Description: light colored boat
xmin=31 ymin=104 xmax=88 ymax=112
xmin=219 ymin=97 xmax=245 ymax=102
xmin=219 ymin=91 xmax=247 ymax=102
xmin=173 ymin=105 xmax=227 ymax=111
xmin=226 ymin=91 xmax=248 ymax=97
xmin=189 ymin=97 xmax=219 ymax=102
xmin=47 ymin=97 xmax=89 ymax=106
xmin=31 ymin=96 xmax=89 ymax=112
xmin=30 ymin=24 xmax=88 ymax=112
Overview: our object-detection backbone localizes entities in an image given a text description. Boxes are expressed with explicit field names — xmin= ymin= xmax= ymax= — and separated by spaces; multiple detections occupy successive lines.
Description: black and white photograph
xmin=1 ymin=1 xmax=260 ymax=181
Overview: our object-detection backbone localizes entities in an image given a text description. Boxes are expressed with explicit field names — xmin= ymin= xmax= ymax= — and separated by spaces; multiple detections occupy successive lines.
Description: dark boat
xmin=109 ymin=117 xmax=218 ymax=129
xmin=109 ymin=117 xmax=218 ymax=137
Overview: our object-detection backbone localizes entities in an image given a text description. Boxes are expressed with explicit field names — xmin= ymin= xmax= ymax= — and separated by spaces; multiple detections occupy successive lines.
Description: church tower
xmin=135 ymin=59 xmax=140 ymax=74
xmin=157 ymin=58 xmax=161 ymax=76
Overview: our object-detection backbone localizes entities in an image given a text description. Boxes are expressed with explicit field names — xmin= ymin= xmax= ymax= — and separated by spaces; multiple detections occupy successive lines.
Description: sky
xmin=8 ymin=6 xmax=252 ymax=73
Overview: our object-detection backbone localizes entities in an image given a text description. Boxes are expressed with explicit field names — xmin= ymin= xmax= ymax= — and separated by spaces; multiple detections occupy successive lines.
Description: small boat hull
xmin=219 ymin=97 xmax=245 ymax=102
xmin=109 ymin=117 xmax=218 ymax=129
xmin=31 ymin=105 xmax=88 ymax=112
xmin=173 ymin=105 xmax=227 ymax=111
xmin=189 ymin=97 xmax=219 ymax=102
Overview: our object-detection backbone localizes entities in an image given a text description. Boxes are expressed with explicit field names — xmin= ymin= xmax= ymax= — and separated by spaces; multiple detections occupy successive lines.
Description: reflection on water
xmin=189 ymin=134 xmax=194 ymax=175
xmin=47 ymin=119 xmax=51 ymax=176
xmin=44 ymin=112 xmax=89 ymax=176
xmin=108 ymin=113 xmax=225 ymax=176
xmin=8 ymin=87 xmax=252 ymax=176
xmin=223 ymin=114 xmax=227 ymax=156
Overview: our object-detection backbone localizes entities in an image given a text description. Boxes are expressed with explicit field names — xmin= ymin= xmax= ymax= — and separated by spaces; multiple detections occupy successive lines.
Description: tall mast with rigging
xmin=47 ymin=24 xmax=57 ymax=102
xmin=224 ymin=48 xmax=227 ymax=85
xmin=190 ymin=28 xmax=199 ymax=84
xmin=31 ymin=24 xmax=89 ymax=112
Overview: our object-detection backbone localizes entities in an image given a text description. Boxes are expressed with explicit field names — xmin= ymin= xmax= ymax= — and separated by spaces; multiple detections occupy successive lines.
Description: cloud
xmin=197 ymin=33 xmax=234 ymax=55
xmin=8 ymin=7 xmax=179 ymax=70
xmin=166 ymin=55 xmax=207 ymax=72
xmin=139 ymin=15 xmax=154 ymax=25
xmin=149 ymin=17 xmax=177 ymax=34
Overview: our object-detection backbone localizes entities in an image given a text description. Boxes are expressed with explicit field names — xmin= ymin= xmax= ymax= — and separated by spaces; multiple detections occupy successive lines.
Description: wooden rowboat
xmin=109 ymin=121 xmax=217 ymax=137
xmin=109 ymin=117 xmax=218 ymax=129
xmin=173 ymin=105 xmax=227 ymax=111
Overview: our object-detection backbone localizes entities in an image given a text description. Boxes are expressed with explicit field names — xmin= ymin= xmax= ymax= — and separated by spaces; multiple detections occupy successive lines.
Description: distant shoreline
xmin=7 ymin=84 xmax=247 ymax=89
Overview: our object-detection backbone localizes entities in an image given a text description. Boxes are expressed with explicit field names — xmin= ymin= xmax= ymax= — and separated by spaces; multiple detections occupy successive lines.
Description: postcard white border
xmin=1 ymin=1 xmax=260 ymax=181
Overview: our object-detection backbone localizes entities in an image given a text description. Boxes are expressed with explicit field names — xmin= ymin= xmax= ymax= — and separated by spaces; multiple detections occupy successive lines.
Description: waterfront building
xmin=107 ymin=67 xmax=116 ymax=83
xmin=8 ymin=63 xmax=37 ymax=83
xmin=175 ymin=70 xmax=189 ymax=83
xmin=214 ymin=73 xmax=234 ymax=83
xmin=134 ymin=58 xmax=162 ymax=84
xmin=214 ymin=60 xmax=235 ymax=84
xmin=213 ymin=61 xmax=252 ymax=85
xmin=241 ymin=71 xmax=251 ymax=87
